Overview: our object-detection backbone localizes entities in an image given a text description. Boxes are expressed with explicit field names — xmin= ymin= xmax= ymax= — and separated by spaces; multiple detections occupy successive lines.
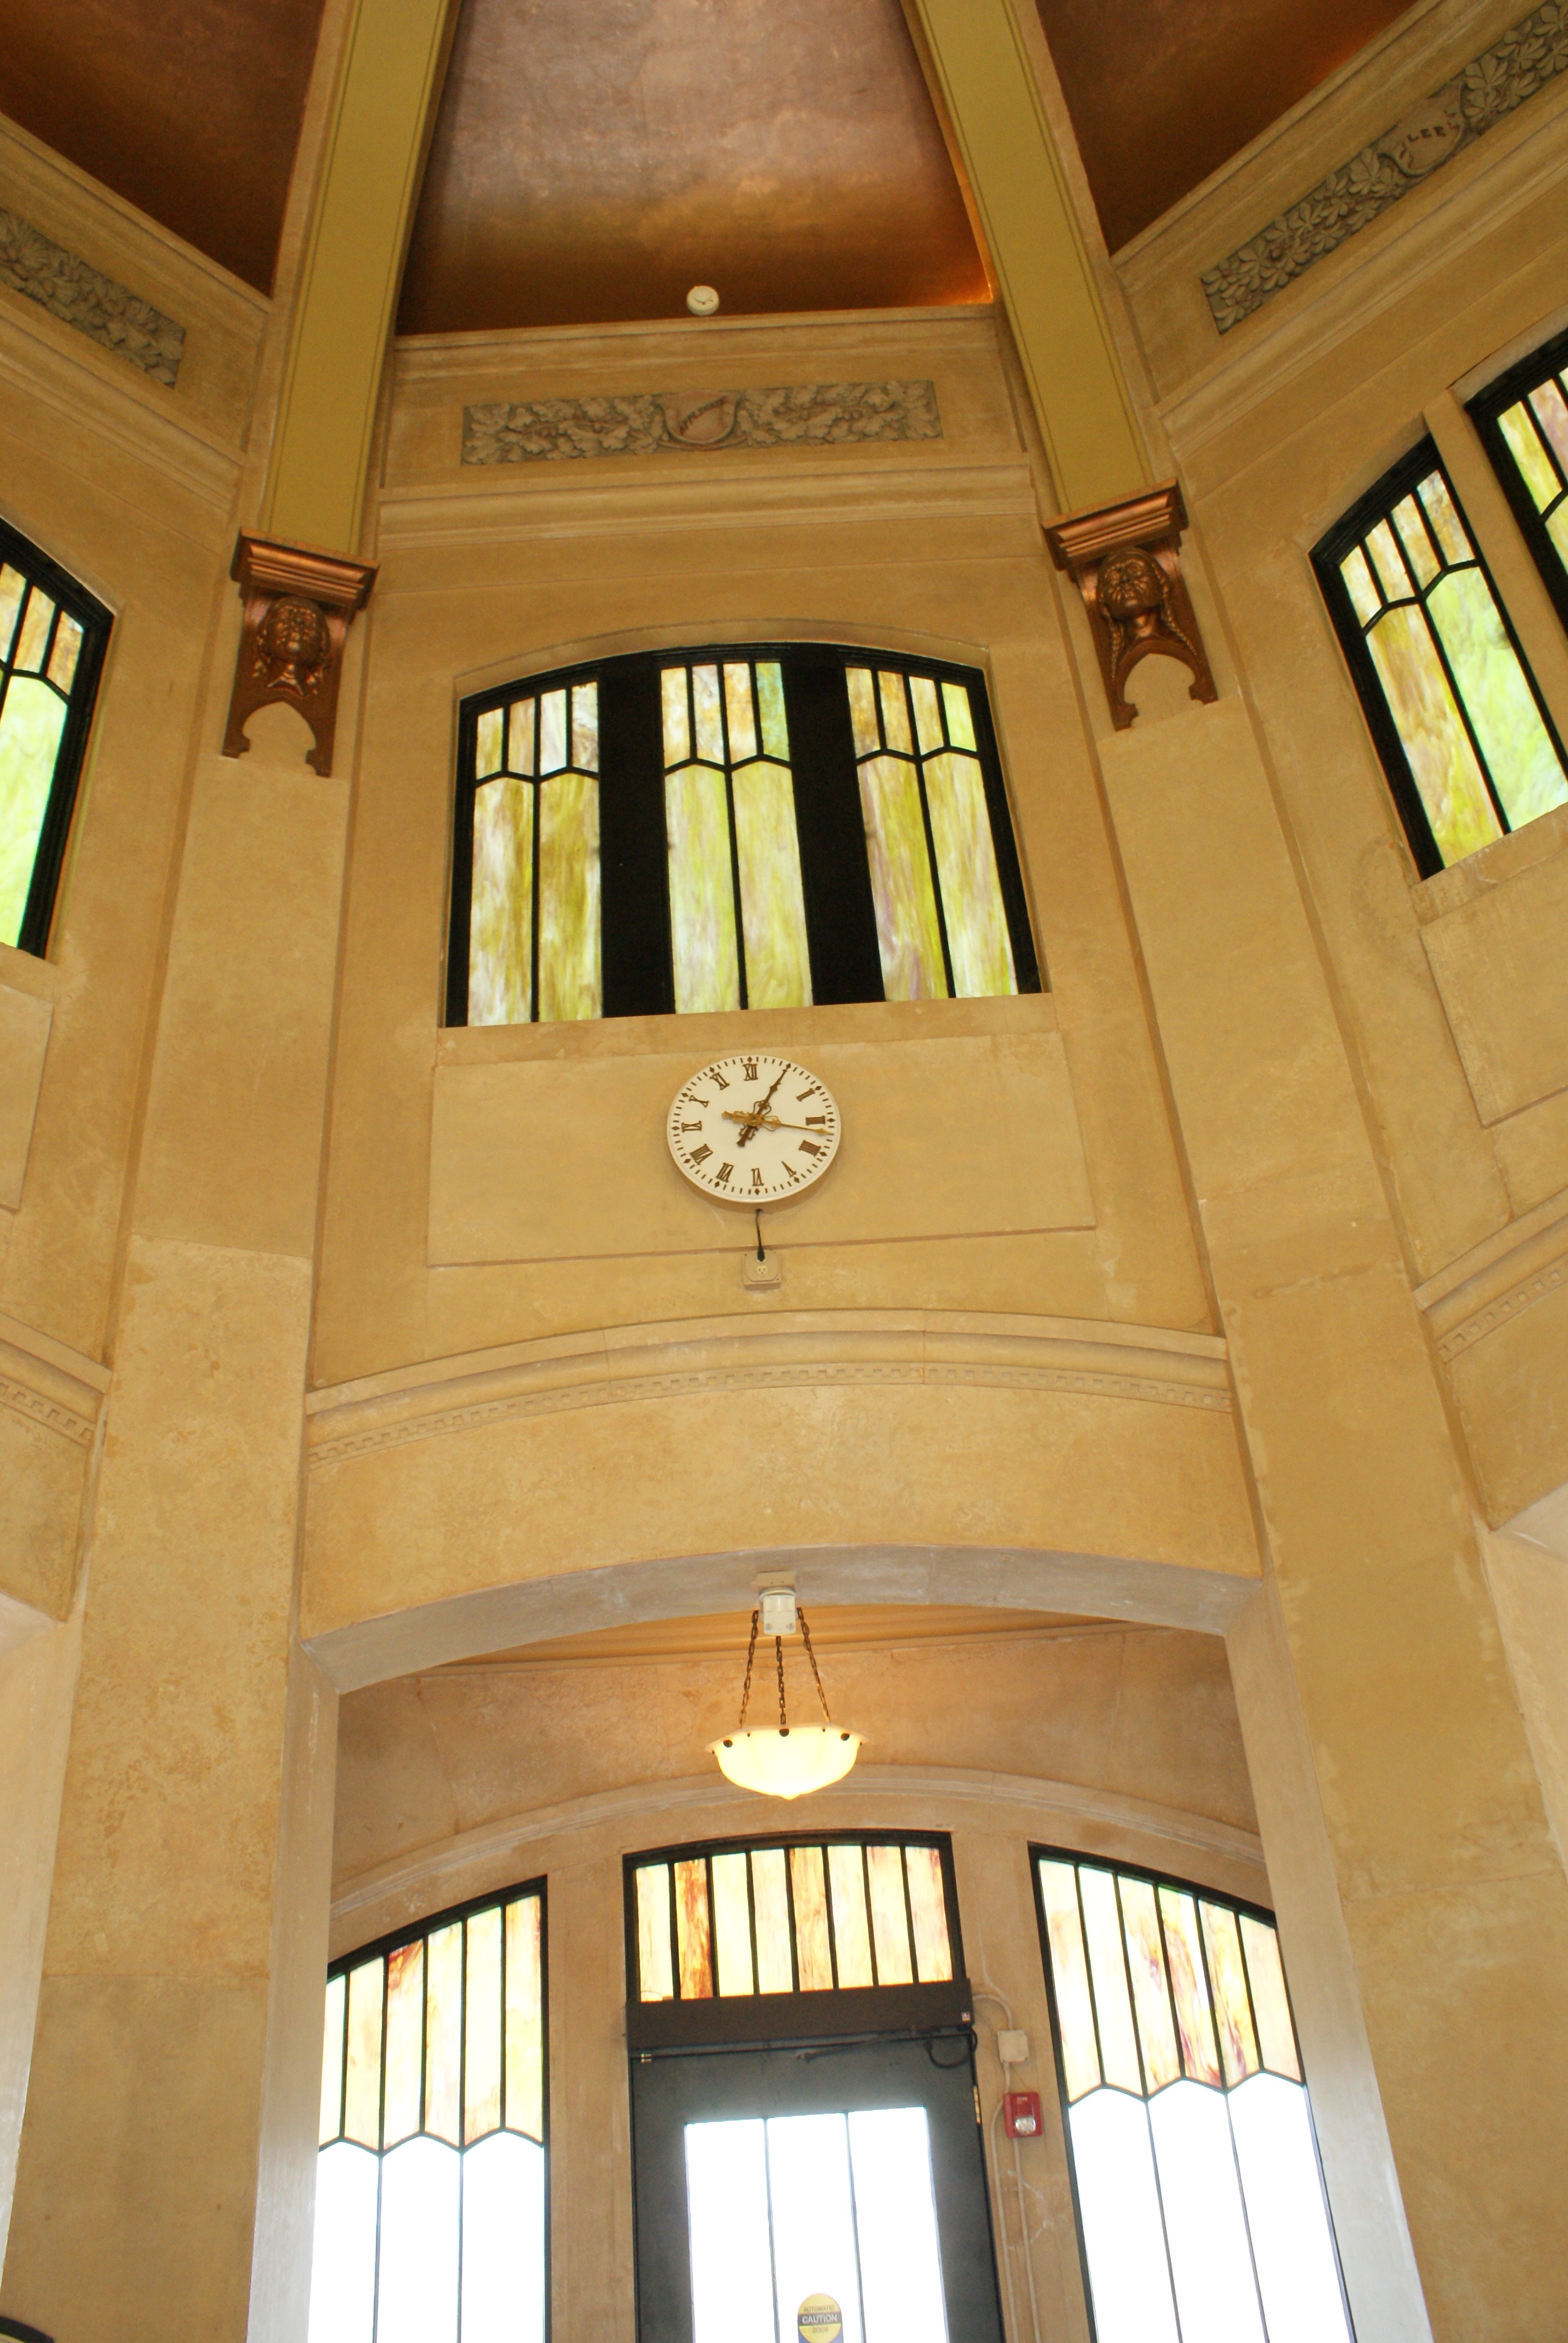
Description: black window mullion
xmin=445 ymin=698 xmax=480 ymax=1024
xmin=912 ymin=750 xmax=957 ymax=998
xmin=780 ymin=650 xmax=885 ymax=1004
xmin=1469 ymin=325 xmax=1568 ymax=637
xmin=717 ymin=663 xmax=748 ymax=1010
xmin=965 ymin=666 xmax=1042 ymax=993
xmin=598 ymin=660 xmax=674 ymax=1017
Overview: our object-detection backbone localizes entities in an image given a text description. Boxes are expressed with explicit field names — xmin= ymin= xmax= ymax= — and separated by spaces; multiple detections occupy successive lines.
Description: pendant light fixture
xmin=710 ymin=1586 xmax=862 ymax=1799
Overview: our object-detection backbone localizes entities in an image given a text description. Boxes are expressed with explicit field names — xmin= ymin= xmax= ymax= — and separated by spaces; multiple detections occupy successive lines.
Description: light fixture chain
xmin=797 ymin=1605 xmax=833 ymax=1721
xmin=737 ymin=1608 xmax=760 ymax=1728
xmin=776 ymin=1635 xmax=788 ymax=1730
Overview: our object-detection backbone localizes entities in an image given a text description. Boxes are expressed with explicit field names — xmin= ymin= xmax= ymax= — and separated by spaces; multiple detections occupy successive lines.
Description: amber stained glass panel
xmin=751 ymin=1849 xmax=795 ymax=1994
xmin=468 ymin=776 xmax=534 ymax=1025
xmin=636 ymin=1864 xmax=675 ymax=2004
xmin=423 ymin=1922 xmax=463 ymax=2145
xmin=1080 ymin=1867 xmax=1142 ymax=2094
xmin=1038 ymin=1860 xmax=1100 ymax=2103
xmin=343 ymin=1959 xmax=384 ymax=2149
xmin=463 ymin=1907 xmax=503 ymax=2142
xmin=1238 ymin=1913 xmax=1300 ymax=2082
xmin=866 ymin=1844 xmax=914 ymax=1986
xmin=1200 ymin=1901 xmax=1259 ymax=2087
xmin=1157 ymin=1888 xmax=1221 ymax=2087
xmin=790 ymin=1846 xmax=835 ymax=1991
xmin=319 ymin=1971 xmax=347 ymax=2145
xmin=505 ymin=1892 xmax=546 ymax=2137
xmin=675 ymin=1858 xmax=714 ymax=1999
xmin=382 ymin=1941 xmax=424 ymax=2146
xmin=1117 ymin=1876 xmax=1180 ymax=2093
xmin=712 ymin=1851 xmax=756 ymax=1997
xmin=905 ymin=1845 xmax=952 ymax=1983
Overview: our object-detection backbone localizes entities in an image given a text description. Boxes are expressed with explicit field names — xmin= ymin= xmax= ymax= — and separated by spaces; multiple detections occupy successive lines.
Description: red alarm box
xmin=1004 ymin=2091 xmax=1042 ymax=2139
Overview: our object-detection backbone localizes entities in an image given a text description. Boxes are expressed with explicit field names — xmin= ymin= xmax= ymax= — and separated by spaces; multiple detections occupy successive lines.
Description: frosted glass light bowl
xmin=711 ymin=1724 xmax=863 ymax=1800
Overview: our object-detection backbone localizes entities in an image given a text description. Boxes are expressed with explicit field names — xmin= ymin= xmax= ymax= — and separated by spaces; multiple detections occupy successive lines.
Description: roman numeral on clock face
xmin=742 ymin=1059 xmax=759 ymax=1081
xmin=714 ymin=1162 xmax=734 ymax=1186
xmin=799 ymin=1139 xmax=823 ymax=1157
xmin=708 ymin=1070 xmax=730 ymax=1089
xmin=751 ymin=1167 xmax=764 ymax=1189
xmin=681 ymin=1121 xmax=702 ymax=1132
xmin=688 ymin=1144 xmax=711 ymax=1164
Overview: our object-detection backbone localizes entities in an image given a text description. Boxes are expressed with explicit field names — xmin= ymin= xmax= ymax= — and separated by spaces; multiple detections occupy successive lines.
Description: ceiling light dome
xmin=711 ymin=1588 xmax=861 ymax=1800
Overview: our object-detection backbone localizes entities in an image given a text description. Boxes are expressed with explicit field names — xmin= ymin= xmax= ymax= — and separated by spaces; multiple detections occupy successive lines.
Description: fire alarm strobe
xmin=1004 ymin=2091 xmax=1042 ymax=2139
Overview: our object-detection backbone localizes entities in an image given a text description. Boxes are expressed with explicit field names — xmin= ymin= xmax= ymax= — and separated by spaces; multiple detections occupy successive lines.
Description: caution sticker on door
xmin=799 ymin=2296 xmax=843 ymax=2343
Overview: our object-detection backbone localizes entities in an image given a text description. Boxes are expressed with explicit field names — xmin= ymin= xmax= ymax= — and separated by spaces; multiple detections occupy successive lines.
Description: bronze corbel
xmin=222 ymin=534 xmax=377 ymax=776
xmin=1045 ymin=483 xmax=1217 ymax=730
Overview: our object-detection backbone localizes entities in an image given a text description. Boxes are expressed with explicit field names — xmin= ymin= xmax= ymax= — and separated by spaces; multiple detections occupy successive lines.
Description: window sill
xmin=1413 ymin=797 xmax=1568 ymax=926
xmin=437 ymin=989 xmax=1056 ymax=1067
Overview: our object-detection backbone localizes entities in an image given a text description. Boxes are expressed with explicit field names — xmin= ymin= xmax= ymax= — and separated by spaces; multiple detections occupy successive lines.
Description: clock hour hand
xmin=722 ymin=1111 xmax=828 ymax=1135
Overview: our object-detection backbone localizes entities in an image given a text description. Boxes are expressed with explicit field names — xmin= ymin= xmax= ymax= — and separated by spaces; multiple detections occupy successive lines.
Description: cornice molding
xmin=1416 ymin=1190 xmax=1568 ymax=1363
xmin=0 ymin=1311 xmax=108 ymax=1449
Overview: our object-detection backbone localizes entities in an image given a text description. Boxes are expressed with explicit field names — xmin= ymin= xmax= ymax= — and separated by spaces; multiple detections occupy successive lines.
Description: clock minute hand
xmin=723 ymin=1111 xmax=826 ymax=1136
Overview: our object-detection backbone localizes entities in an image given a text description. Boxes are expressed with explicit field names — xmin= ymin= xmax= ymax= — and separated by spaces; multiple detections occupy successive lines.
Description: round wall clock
xmin=668 ymin=1054 xmax=841 ymax=1204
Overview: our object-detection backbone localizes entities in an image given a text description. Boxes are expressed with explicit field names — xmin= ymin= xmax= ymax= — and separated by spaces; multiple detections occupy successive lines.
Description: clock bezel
xmin=666 ymin=1053 xmax=842 ymax=1208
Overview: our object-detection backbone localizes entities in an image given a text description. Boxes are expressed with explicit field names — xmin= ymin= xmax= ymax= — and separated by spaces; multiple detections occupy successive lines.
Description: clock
xmin=668 ymin=1054 xmax=841 ymax=1204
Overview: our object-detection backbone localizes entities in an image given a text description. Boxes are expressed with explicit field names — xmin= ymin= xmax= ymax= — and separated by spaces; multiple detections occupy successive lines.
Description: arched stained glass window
xmin=310 ymin=1881 xmax=547 ymax=2343
xmin=0 ymin=520 xmax=110 ymax=955
xmin=1469 ymin=322 xmax=1568 ymax=636
xmin=448 ymin=646 xmax=1039 ymax=1024
xmin=1033 ymin=1852 xmax=1351 ymax=2343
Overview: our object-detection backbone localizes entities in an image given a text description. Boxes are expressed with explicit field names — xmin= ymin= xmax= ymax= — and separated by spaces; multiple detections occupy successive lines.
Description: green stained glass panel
xmin=47 ymin=615 xmax=81 ymax=693
xmin=1530 ymin=378 xmax=1568 ymax=477
xmin=475 ymin=706 xmax=503 ymax=779
xmin=1340 ymin=546 xmax=1381 ymax=625
xmin=571 ymin=683 xmax=599 ymax=772
xmin=468 ymin=775 xmax=534 ymax=1026
xmin=1426 ymin=568 xmax=1568 ymax=830
xmin=15 ymin=589 xmax=53 ymax=673
xmin=1365 ymin=518 xmax=1410 ymax=601
xmin=732 ymin=759 xmax=811 ymax=1009
xmin=1550 ymin=503 xmax=1568 ymax=572
xmin=909 ymin=672 xmax=944 ymax=754
xmin=667 ymin=763 xmax=740 ymax=1012
xmin=537 ymin=770 xmax=601 ymax=1021
xmin=1500 ymin=401 xmax=1560 ymax=513
xmin=0 ymin=677 xmax=68 ymax=948
xmin=756 ymin=662 xmax=789 ymax=759
xmin=724 ymin=663 xmax=757 ymax=761
xmin=924 ymin=750 xmax=1014 ymax=998
xmin=1417 ymin=470 xmax=1471 ymax=564
xmin=1365 ymin=605 xmax=1501 ymax=863
xmin=0 ymin=568 xmax=24 ymax=663
xmin=858 ymin=753 xmax=946 ymax=1000
xmin=661 ymin=667 xmax=690 ymax=765
xmin=941 ymin=680 xmax=976 ymax=750
xmin=877 ymin=670 xmax=913 ymax=755
xmin=846 ymin=666 xmax=879 ymax=756
xmin=691 ymin=664 xmax=724 ymax=764
xmin=508 ymin=698 xmax=536 ymax=775
xmin=538 ymin=689 xmax=567 ymax=775
xmin=1392 ymin=495 xmax=1439 ymax=588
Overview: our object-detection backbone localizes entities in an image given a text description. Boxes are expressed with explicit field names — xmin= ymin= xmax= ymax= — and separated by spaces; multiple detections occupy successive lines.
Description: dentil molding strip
xmin=1416 ymin=1188 xmax=1568 ymax=1363
xmin=0 ymin=1309 xmax=109 ymax=1448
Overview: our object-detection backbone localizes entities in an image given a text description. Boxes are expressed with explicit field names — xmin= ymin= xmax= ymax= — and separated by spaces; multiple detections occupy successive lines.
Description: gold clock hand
xmin=722 ymin=1112 xmax=829 ymax=1136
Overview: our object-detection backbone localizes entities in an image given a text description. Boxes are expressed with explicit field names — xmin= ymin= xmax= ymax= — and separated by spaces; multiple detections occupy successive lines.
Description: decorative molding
xmin=222 ymin=534 xmax=376 ymax=777
xmin=462 ymin=379 xmax=942 ymax=464
xmin=0 ymin=206 xmax=185 ymax=384
xmin=1045 ymin=482 xmax=1218 ymax=729
xmin=1416 ymin=1196 xmax=1568 ymax=1363
xmin=1201 ymin=0 xmax=1568 ymax=335
xmin=0 ymin=1313 xmax=106 ymax=1449
xmin=1436 ymin=1251 xmax=1568 ymax=1363
xmin=0 ymin=1370 xmax=95 ymax=1448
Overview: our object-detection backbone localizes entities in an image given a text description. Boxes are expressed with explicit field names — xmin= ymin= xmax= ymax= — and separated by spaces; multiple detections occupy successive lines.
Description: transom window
xmin=448 ymin=646 xmax=1039 ymax=1024
xmin=1034 ymin=1851 xmax=1351 ymax=2343
xmin=310 ymin=1881 xmax=547 ymax=2343
xmin=0 ymin=520 xmax=109 ymax=955
xmin=1469 ymin=321 xmax=1568 ymax=634
xmin=1313 ymin=441 xmax=1568 ymax=873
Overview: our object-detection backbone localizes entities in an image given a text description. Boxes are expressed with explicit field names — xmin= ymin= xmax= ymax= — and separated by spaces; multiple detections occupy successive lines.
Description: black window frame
xmin=0 ymin=516 xmax=111 ymax=957
xmin=446 ymin=641 xmax=1041 ymax=1024
xmin=1468 ymin=320 xmax=1568 ymax=638
xmin=1311 ymin=437 xmax=1568 ymax=877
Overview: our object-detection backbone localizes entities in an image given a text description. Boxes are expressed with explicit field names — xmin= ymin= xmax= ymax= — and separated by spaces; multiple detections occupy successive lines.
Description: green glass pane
xmin=1549 ymin=502 xmax=1568 ymax=575
xmin=538 ymin=688 xmax=567 ymax=774
xmin=1365 ymin=605 xmax=1501 ymax=865
xmin=1417 ymin=470 xmax=1471 ymax=564
xmin=0 ymin=567 xmax=24 ymax=663
xmin=877 ymin=670 xmax=913 ymax=755
xmin=666 ymin=762 xmax=739 ymax=1012
xmin=47 ymin=614 xmax=82 ymax=693
xmin=570 ymin=680 xmax=599 ymax=772
xmin=909 ymin=672 xmax=943 ymax=754
xmin=756 ymin=662 xmax=789 ymax=760
xmin=1340 ymin=546 xmax=1381 ymax=626
xmin=0 ymin=675 xmax=68 ymax=947
xmin=14 ymin=588 xmax=54 ymax=673
xmin=940 ymin=680 xmax=976 ymax=751
xmin=475 ymin=706 xmax=503 ymax=779
xmin=732 ymin=758 xmax=811 ymax=1009
xmin=1529 ymin=378 xmax=1568 ymax=480
xmin=1391 ymin=495 xmax=1439 ymax=589
xmin=661 ymin=667 xmax=690 ymax=767
xmin=1427 ymin=569 xmax=1568 ymax=831
xmin=924 ymin=750 xmax=1014 ymax=998
xmin=1364 ymin=518 xmax=1410 ymax=601
xmin=692 ymin=664 xmax=724 ymax=764
xmin=1499 ymin=401 xmax=1560 ymax=514
xmin=858 ymin=753 xmax=946 ymax=1000
xmin=537 ymin=769 xmax=601 ymax=1021
xmin=469 ymin=775 xmax=534 ymax=1025
xmin=506 ymin=697 xmax=535 ymax=776
xmin=846 ymin=666 xmax=878 ymax=756
xmin=724 ymin=664 xmax=757 ymax=761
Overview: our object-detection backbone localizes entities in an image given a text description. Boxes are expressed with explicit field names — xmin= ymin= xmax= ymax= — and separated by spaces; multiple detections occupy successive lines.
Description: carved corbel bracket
xmin=222 ymin=534 xmax=377 ymax=777
xmin=1044 ymin=483 xmax=1217 ymax=730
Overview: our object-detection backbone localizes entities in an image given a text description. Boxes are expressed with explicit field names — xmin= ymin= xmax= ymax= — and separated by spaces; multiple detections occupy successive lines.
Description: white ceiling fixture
xmin=710 ymin=1585 xmax=862 ymax=1798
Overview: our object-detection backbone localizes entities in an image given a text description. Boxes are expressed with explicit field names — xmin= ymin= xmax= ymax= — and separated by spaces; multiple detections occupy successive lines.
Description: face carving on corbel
xmin=253 ymin=596 xmax=331 ymax=698
xmin=222 ymin=536 xmax=376 ymax=776
xmin=1045 ymin=485 xmax=1218 ymax=731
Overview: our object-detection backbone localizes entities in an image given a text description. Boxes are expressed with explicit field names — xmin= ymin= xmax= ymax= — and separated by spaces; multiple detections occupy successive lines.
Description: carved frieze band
xmin=1435 ymin=1250 xmax=1568 ymax=1363
xmin=1201 ymin=0 xmax=1568 ymax=334
xmin=0 ymin=208 xmax=185 ymax=385
xmin=462 ymin=381 xmax=941 ymax=464
xmin=0 ymin=1371 xmax=96 ymax=1448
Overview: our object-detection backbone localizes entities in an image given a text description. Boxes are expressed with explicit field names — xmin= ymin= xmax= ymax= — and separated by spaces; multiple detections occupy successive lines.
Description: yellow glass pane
xmin=859 ymin=755 xmax=946 ymax=1000
xmin=538 ymin=687 xmax=567 ymax=774
xmin=692 ymin=663 xmax=724 ymax=763
xmin=47 ymin=614 xmax=82 ymax=692
xmin=713 ymin=1852 xmax=755 ymax=1995
xmin=666 ymin=764 xmax=740 ymax=1013
xmin=724 ymin=663 xmax=757 ymax=761
xmin=1500 ymin=401 xmax=1561 ymax=514
xmin=1418 ymin=470 xmax=1472 ymax=565
xmin=676 ymin=1858 xmax=713 ymax=1999
xmin=1200 ymin=1901 xmax=1260 ymax=2086
xmin=507 ymin=697 xmax=536 ymax=775
xmin=0 ymin=675 xmax=68 ymax=948
xmin=924 ymin=750 xmax=1014 ymax=998
xmin=1365 ymin=518 xmax=1411 ymax=601
xmin=343 ymin=1958 xmax=384 ymax=2148
xmin=1238 ymin=1914 xmax=1301 ymax=2082
xmin=905 ymin=1845 xmax=952 ymax=1983
xmin=537 ymin=770 xmax=601 ymax=1020
xmin=866 ymin=1845 xmax=913 ymax=1986
xmin=1549 ymin=501 xmax=1568 ymax=576
xmin=1157 ymin=1887 xmax=1221 ymax=2086
xmin=909 ymin=672 xmax=944 ymax=754
xmin=751 ymin=1849 xmax=794 ymax=1993
xmin=636 ymin=1864 xmax=674 ymax=2002
xmin=1340 ymin=545 xmax=1381 ymax=626
xmin=828 ymin=1844 xmax=874 ymax=1987
xmin=1392 ymin=495 xmax=1439 ymax=589
xmin=505 ymin=1893 xmax=545 ymax=2137
xmin=941 ymin=680 xmax=976 ymax=750
xmin=877 ymin=671 xmax=913 ymax=754
xmin=1365 ymin=606 xmax=1502 ymax=865
xmin=733 ymin=759 xmax=811 ymax=1009
xmin=0 ymin=567 xmax=25 ymax=662
xmin=1079 ymin=1867 xmax=1142 ymax=2094
xmin=475 ymin=706 xmax=504 ymax=779
xmin=465 ymin=1907 xmax=503 ymax=2141
xmin=789 ymin=1845 xmax=834 ymax=1991
xmin=319 ymin=1971 xmax=347 ymax=2145
xmin=1529 ymin=378 xmax=1568 ymax=478
xmin=424 ymin=1922 xmax=463 ymax=2144
xmin=570 ymin=680 xmax=599 ymax=772
xmin=1117 ymin=1876 xmax=1180 ymax=2094
xmin=382 ymin=1941 xmax=425 ymax=2146
xmin=661 ymin=667 xmax=690 ymax=765
xmin=846 ymin=666 xmax=879 ymax=756
xmin=469 ymin=776 xmax=534 ymax=1025
xmin=1427 ymin=569 xmax=1568 ymax=831
xmin=1037 ymin=1860 xmax=1100 ymax=2103
xmin=14 ymin=588 xmax=54 ymax=673
xmin=757 ymin=662 xmax=789 ymax=760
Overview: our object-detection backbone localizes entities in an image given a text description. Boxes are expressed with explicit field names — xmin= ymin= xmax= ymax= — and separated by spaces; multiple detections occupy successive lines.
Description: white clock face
xmin=668 ymin=1054 xmax=841 ymax=1204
